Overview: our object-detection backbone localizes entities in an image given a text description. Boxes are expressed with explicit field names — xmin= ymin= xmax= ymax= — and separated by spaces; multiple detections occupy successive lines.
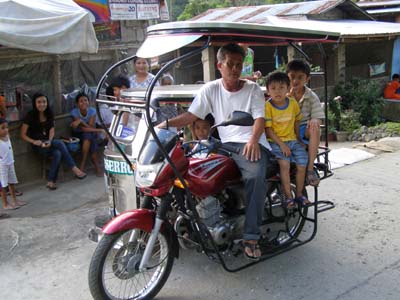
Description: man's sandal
xmin=306 ymin=170 xmax=320 ymax=187
xmin=243 ymin=240 xmax=261 ymax=260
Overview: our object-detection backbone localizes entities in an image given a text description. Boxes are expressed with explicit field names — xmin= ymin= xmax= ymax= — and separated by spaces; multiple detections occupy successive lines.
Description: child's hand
xmin=280 ymin=143 xmax=291 ymax=157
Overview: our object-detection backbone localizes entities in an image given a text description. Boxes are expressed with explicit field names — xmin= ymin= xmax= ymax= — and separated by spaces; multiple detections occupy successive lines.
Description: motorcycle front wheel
xmin=88 ymin=228 xmax=174 ymax=300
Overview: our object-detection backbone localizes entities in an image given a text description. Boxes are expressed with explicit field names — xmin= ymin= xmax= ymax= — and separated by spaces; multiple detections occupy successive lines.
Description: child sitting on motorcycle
xmin=184 ymin=114 xmax=214 ymax=157
xmin=264 ymin=71 xmax=310 ymax=208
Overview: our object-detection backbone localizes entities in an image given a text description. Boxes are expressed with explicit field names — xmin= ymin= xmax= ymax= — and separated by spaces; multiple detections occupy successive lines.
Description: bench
xmin=382 ymin=98 xmax=400 ymax=122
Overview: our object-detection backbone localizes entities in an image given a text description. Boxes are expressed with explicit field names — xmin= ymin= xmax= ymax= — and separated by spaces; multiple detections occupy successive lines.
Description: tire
xmin=88 ymin=227 xmax=174 ymax=300
xmin=265 ymin=181 xmax=308 ymax=245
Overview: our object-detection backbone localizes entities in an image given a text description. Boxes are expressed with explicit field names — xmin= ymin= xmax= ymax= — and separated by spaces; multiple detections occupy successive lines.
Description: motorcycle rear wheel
xmin=88 ymin=228 xmax=174 ymax=300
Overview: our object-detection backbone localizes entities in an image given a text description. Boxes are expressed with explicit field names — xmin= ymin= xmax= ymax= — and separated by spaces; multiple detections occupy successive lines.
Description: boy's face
xmin=0 ymin=122 xmax=8 ymax=138
xmin=287 ymin=70 xmax=309 ymax=91
xmin=77 ymin=96 xmax=89 ymax=111
xmin=194 ymin=120 xmax=211 ymax=140
xmin=267 ymin=81 xmax=289 ymax=103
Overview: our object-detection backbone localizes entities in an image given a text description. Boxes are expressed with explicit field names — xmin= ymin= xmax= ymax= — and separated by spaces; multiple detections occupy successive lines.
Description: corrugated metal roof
xmin=189 ymin=0 xmax=400 ymax=39
xmin=264 ymin=17 xmax=400 ymax=38
xmin=366 ymin=7 xmax=400 ymax=14
xmin=357 ymin=1 xmax=400 ymax=8
xmin=192 ymin=0 xmax=369 ymax=21
xmin=192 ymin=0 xmax=341 ymax=21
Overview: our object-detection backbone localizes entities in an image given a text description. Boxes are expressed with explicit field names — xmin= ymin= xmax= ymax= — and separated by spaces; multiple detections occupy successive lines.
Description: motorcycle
xmin=88 ymin=110 xmax=333 ymax=299
xmin=89 ymin=19 xmax=339 ymax=300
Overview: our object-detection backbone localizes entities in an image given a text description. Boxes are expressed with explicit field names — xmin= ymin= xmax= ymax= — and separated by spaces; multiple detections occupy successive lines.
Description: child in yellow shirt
xmin=264 ymin=71 xmax=309 ymax=208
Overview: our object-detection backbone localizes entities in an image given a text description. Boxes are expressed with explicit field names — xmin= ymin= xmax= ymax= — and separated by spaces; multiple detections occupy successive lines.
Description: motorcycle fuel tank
xmin=185 ymin=154 xmax=241 ymax=198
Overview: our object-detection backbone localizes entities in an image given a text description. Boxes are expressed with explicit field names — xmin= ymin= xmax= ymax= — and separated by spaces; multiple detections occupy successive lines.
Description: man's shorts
xmin=0 ymin=163 xmax=18 ymax=188
xmin=299 ymin=123 xmax=309 ymax=145
xmin=270 ymin=140 xmax=308 ymax=167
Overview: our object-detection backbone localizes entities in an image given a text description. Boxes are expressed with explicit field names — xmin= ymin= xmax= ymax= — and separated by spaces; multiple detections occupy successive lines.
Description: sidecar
xmin=89 ymin=20 xmax=338 ymax=243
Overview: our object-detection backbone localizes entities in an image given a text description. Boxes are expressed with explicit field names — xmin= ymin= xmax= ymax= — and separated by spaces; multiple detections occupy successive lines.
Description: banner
xmin=109 ymin=0 xmax=162 ymax=20
xmin=74 ymin=0 xmax=110 ymax=22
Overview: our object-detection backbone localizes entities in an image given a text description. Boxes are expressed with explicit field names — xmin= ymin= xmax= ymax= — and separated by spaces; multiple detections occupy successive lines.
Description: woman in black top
xmin=20 ymin=93 xmax=86 ymax=190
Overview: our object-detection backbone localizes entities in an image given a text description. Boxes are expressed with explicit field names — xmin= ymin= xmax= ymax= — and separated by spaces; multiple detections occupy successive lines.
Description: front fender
xmin=102 ymin=208 xmax=180 ymax=258
xmin=102 ymin=209 xmax=155 ymax=234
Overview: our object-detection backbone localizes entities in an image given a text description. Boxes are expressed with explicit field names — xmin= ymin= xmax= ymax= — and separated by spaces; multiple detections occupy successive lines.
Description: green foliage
xmin=328 ymin=96 xmax=361 ymax=133
xmin=339 ymin=110 xmax=361 ymax=133
xmin=373 ymin=122 xmax=400 ymax=135
xmin=333 ymin=78 xmax=384 ymax=127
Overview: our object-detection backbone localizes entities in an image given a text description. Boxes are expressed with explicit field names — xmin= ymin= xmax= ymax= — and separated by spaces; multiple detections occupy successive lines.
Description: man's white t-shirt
xmin=0 ymin=138 xmax=14 ymax=165
xmin=189 ymin=79 xmax=271 ymax=150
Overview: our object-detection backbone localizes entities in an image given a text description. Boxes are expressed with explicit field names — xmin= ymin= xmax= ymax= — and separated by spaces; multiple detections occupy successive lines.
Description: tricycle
xmin=88 ymin=20 xmax=338 ymax=300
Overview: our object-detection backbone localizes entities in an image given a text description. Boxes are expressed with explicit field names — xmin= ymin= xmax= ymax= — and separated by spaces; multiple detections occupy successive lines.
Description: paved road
xmin=1 ymin=147 xmax=399 ymax=300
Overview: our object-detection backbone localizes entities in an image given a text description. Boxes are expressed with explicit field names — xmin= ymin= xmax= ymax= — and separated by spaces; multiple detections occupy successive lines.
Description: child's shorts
xmin=299 ymin=124 xmax=309 ymax=145
xmin=0 ymin=163 xmax=18 ymax=188
xmin=270 ymin=140 xmax=308 ymax=167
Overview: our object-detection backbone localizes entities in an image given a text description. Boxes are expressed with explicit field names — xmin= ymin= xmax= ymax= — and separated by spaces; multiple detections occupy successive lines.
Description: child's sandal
xmin=295 ymin=195 xmax=311 ymax=206
xmin=283 ymin=198 xmax=295 ymax=209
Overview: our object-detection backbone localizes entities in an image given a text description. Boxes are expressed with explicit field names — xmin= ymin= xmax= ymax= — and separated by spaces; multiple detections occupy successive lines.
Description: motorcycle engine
xmin=196 ymin=194 xmax=245 ymax=246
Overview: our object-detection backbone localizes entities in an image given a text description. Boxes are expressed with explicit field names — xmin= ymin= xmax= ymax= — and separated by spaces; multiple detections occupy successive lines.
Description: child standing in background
xmin=0 ymin=118 xmax=26 ymax=211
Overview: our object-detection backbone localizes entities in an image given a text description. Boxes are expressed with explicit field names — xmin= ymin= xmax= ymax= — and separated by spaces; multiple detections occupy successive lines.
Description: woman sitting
xmin=70 ymin=93 xmax=104 ymax=177
xmin=21 ymin=93 xmax=86 ymax=190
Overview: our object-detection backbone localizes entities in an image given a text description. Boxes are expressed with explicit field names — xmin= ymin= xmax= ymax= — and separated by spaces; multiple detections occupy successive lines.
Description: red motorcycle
xmin=88 ymin=111 xmax=333 ymax=300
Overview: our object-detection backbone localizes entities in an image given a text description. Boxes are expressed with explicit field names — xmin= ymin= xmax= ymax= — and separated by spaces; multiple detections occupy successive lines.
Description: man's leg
xmin=227 ymin=143 xmax=267 ymax=241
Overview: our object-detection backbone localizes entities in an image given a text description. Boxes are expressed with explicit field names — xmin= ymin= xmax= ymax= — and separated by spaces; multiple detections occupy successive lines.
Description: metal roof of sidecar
xmin=136 ymin=20 xmax=340 ymax=58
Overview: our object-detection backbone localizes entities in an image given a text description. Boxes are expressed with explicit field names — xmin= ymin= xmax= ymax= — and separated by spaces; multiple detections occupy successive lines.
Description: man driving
xmin=158 ymin=43 xmax=270 ymax=259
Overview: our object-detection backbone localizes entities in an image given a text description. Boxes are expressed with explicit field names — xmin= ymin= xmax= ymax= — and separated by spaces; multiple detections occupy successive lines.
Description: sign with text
xmin=109 ymin=0 xmax=162 ymax=20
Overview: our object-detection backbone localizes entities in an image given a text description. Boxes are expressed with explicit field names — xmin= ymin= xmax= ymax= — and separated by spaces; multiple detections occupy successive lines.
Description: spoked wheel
xmin=88 ymin=228 xmax=174 ymax=300
xmin=264 ymin=182 xmax=308 ymax=246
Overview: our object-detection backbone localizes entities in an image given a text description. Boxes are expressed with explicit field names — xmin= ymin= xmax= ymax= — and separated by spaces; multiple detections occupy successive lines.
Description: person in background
xmin=129 ymin=57 xmax=159 ymax=89
xmin=160 ymin=74 xmax=174 ymax=86
xmin=70 ymin=93 xmax=104 ymax=177
xmin=158 ymin=43 xmax=270 ymax=260
xmin=110 ymin=74 xmax=130 ymax=100
xmin=286 ymin=59 xmax=324 ymax=187
xmin=0 ymin=94 xmax=23 ymax=196
xmin=239 ymin=44 xmax=262 ymax=82
xmin=264 ymin=71 xmax=309 ymax=208
xmin=383 ymin=73 xmax=400 ymax=100
xmin=21 ymin=93 xmax=86 ymax=190
xmin=0 ymin=94 xmax=6 ymax=118
xmin=0 ymin=118 xmax=26 ymax=214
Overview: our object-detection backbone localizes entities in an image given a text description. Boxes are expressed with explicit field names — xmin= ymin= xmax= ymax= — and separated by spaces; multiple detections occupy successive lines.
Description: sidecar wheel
xmin=265 ymin=182 xmax=308 ymax=245
xmin=88 ymin=228 xmax=174 ymax=300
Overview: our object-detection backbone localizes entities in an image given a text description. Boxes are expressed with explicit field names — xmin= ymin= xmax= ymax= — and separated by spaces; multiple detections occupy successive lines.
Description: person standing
xmin=158 ymin=43 xmax=270 ymax=260
xmin=0 ymin=118 xmax=26 ymax=211
xmin=129 ymin=57 xmax=159 ymax=89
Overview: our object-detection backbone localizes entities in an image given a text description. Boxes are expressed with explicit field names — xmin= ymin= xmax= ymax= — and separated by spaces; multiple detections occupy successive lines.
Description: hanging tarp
xmin=0 ymin=0 xmax=98 ymax=54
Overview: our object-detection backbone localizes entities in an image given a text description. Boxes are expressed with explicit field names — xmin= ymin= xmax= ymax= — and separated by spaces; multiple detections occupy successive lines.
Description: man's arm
xmin=242 ymin=117 xmax=264 ymax=161
xmin=157 ymin=111 xmax=198 ymax=129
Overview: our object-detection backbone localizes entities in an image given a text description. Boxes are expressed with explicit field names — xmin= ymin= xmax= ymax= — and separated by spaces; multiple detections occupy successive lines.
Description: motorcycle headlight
xmin=135 ymin=162 xmax=164 ymax=187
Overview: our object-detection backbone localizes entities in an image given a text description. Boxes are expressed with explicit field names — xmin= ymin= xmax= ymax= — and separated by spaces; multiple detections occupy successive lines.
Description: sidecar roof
xmin=137 ymin=20 xmax=340 ymax=58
